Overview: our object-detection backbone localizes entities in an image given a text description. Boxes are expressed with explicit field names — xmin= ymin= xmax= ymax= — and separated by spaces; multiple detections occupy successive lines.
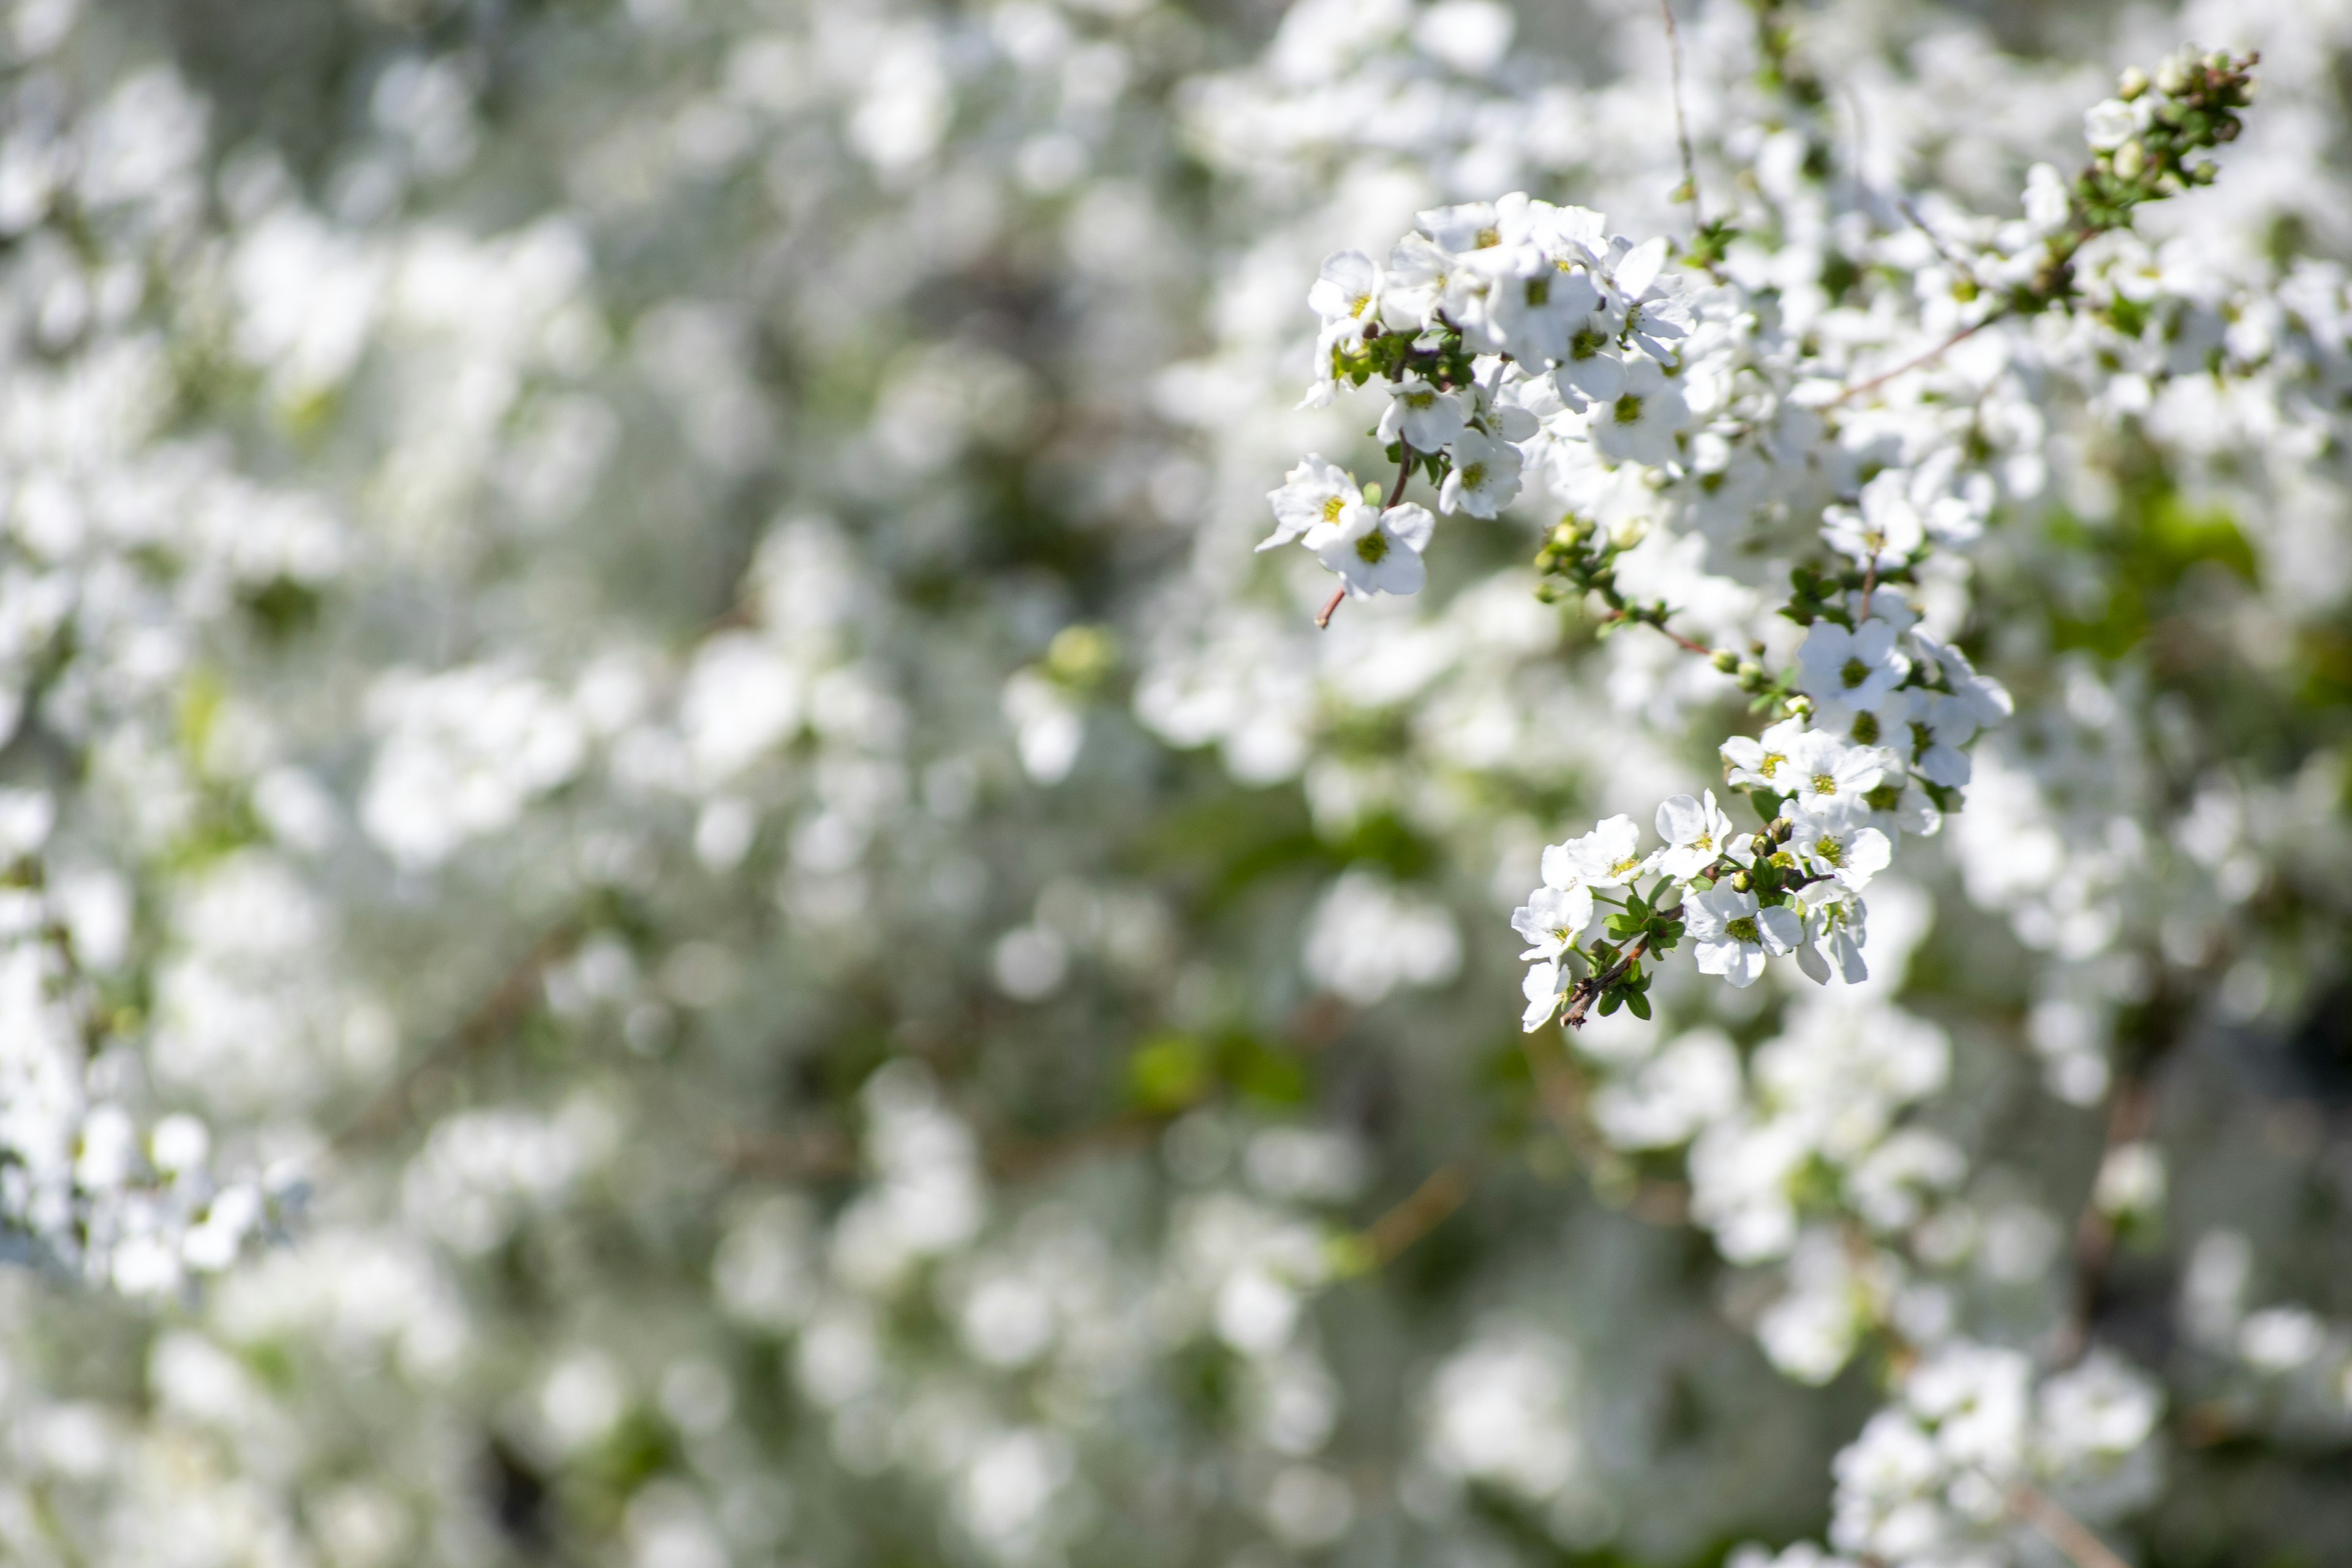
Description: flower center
xmin=1321 ymin=495 xmax=1347 ymax=524
xmin=1355 ymin=529 xmax=1390 ymax=565
xmin=1863 ymin=782 xmax=1902 ymax=812
xmin=1692 ymin=832 xmax=1713 ymax=851
xmin=1461 ymin=462 xmax=1488 ymax=488
xmin=1525 ymin=276 xmax=1550 ymax=307
xmin=1474 ymin=225 xmax=1501 ymax=248
xmin=1812 ymin=835 xmax=1845 ymax=867
xmin=1759 ymin=752 xmax=1785 ymax=777
xmin=1571 ymin=328 xmax=1605 ymax=361
xmin=1839 ymin=657 xmax=1870 ymax=689
xmin=1613 ymin=394 xmax=1644 ymax=425
xmin=1404 ymin=390 xmax=1436 ymax=410
xmin=1610 ymin=856 xmax=1642 ymax=877
xmin=1850 ymin=712 xmax=1880 ymax=745
xmin=1812 ymin=772 xmax=1837 ymax=795
xmin=1725 ymin=916 xmax=1760 ymax=943
xmin=1351 ymin=295 xmax=1370 ymax=317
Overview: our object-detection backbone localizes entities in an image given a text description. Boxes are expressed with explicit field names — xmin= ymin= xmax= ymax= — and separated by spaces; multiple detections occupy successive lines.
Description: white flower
xmin=1909 ymin=631 xmax=2013 ymax=726
xmin=1521 ymin=959 xmax=1567 ymax=1031
xmin=1795 ymin=882 xmax=1869 ymax=984
xmin=1307 ymin=249 xmax=1381 ymax=342
xmin=1778 ymin=729 xmax=1890 ymax=820
xmin=1785 ymin=802 xmax=1893 ymax=890
xmin=1553 ymin=314 xmax=1626 ymax=406
xmin=1686 ymin=886 xmax=1800 ymax=988
xmin=1821 ymin=470 xmax=1926 ymax=571
xmin=1796 ymin=619 xmax=1910 ymax=709
xmin=2023 ymin=162 xmax=2071 ymax=234
xmin=1512 ymin=883 xmax=1594 ymax=960
xmin=1438 ymin=429 xmax=1522 ymax=518
xmin=1488 ymin=260 xmax=1597 ymax=364
xmin=2083 ymin=97 xmax=2143 ymax=151
xmin=1542 ymin=813 xmax=1654 ymax=890
xmin=1376 ymin=377 xmax=1466 ymax=452
xmin=1261 ymin=454 xmax=1363 ymax=553
xmin=1590 ymin=354 xmax=1689 ymax=467
xmin=1381 ymin=232 xmax=1455 ymax=328
xmin=1811 ymin=684 xmax=1913 ymax=750
xmin=1722 ymin=718 xmax=1807 ymax=792
xmin=1908 ymin=693 xmax=1979 ymax=788
xmin=1416 ymin=200 xmax=1502 ymax=254
xmin=1655 ymin=790 xmax=1735 ymax=881
xmin=1859 ymin=772 xmax=1943 ymax=839
xmin=1305 ymin=500 xmax=1434 ymax=600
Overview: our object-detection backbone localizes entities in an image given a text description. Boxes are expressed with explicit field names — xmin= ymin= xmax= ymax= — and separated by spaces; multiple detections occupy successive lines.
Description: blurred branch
xmin=331 ymin=919 xmax=584 ymax=1153
xmin=1658 ymin=0 xmax=1703 ymax=226
xmin=2008 ymin=1482 xmax=2133 ymax=1568
xmin=1351 ymin=1162 xmax=1471 ymax=1271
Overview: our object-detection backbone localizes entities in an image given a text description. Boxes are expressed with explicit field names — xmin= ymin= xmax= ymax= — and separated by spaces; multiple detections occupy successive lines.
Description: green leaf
xmin=1624 ymin=990 xmax=1651 ymax=1021
xmin=1598 ymin=989 xmax=1624 ymax=1017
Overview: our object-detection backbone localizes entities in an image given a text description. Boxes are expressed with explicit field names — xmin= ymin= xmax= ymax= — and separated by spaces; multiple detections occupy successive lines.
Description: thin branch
xmin=332 ymin=919 xmax=585 ymax=1152
xmin=1562 ymin=935 xmax=1651 ymax=1030
xmin=1657 ymin=0 xmax=1703 ymax=228
xmin=1833 ymin=318 xmax=1991 ymax=404
xmin=1354 ymin=1163 xmax=1472 ymax=1269
xmin=1314 ymin=587 xmax=1346 ymax=630
xmin=1601 ymin=606 xmax=1715 ymax=658
xmin=2008 ymin=1482 xmax=2134 ymax=1568
xmin=2050 ymin=1071 xmax=2158 ymax=1367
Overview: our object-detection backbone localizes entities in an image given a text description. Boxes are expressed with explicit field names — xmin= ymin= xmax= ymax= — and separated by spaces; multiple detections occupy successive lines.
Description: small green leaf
xmin=1625 ymin=990 xmax=1651 ymax=1020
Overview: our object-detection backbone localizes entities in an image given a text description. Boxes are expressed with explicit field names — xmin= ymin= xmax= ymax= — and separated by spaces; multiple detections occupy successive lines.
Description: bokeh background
xmin=0 ymin=0 xmax=2348 ymax=1564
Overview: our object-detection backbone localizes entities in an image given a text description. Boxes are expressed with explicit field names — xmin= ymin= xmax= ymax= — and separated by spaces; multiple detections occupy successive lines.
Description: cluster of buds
xmin=2030 ymin=48 xmax=2260 ymax=307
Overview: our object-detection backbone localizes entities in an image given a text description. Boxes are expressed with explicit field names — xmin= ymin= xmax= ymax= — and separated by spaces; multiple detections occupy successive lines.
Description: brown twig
xmin=332 ymin=920 xmax=586 ymax=1152
xmin=2008 ymin=1482 xmax=2134 ymax=1568
xmin=1562 ymin=935 xmax=1651 ymax=1029
xmin=1601 ymin=607 xmax=1715 ymax=658
xmin=1833 ymin=318 xmax=1991 ymax=404
xmin=1658 ymin=0 xmax=1703 ymax=227
xmin=2049 ymin=1071 xmax=2159 ymax=1367
xmin=1354 ymin=1163 xmax=1472 ymax=1270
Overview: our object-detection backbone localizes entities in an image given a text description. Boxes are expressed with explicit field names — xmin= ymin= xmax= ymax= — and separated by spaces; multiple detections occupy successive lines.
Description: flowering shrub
xmin=0 ymin=1 xmax=2346 ymax=1566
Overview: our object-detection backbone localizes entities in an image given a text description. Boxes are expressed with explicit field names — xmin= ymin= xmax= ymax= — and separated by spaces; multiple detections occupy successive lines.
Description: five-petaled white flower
xmin=1722 ymin=718 xmax=1807 ymax=793
xmin=1488 ymin=258 xmax=1599 ymax=364
xmin=1521 ymin=959 xmax=1567 ymax=1031
xmin=1822 ymin=469 xmax=1927 ymax=571
xmin=1305 ymin=499 xmax=1434 ymax=600
xmin=1796 ymin=618 xmax=1911 ymax=709
xmin=1438 ymin=428 xmax=1523 ymax=518
xmin=1795 ymin=881 xmax=1869 ymax=985
xmin=1553 ymin=312 xmax=1627 ymax=407
xmin=1909 ymin=692 xmax=1980 ymax=788
xmin=1685 ymin=886 xmax=1800 ymax=987
xmin=1655 ymin=790 xmax=1736 ymax=881
xmin=1785 ymin=801 xmax=1893 ymax=889
xmin=1308 ymin=250 xmax=1381 ymax=345
xmin=1778 ymin=728 xmax=1890 ymax=820
xmin=1261 ymin=454 xmax=1362 ymax=553
xmin=1512 ymin=883 xmax=1595 ymax=960
xmin=1591 ymin=354 xmax=1689 ymax=468
xmin=1543 ymin=813 xmax=1654 ymax=890
xmin=1376 ymin=377 xmax=1467 ymax=453
xmin=1812 ymin=684 xmax=1913 ymax=750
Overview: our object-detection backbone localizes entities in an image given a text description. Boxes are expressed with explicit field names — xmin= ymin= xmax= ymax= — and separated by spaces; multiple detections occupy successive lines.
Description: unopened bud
xmin=2117 ymin=67 xmax=2149 ymax=100
xmin=1749 ymin=833 xmax=1773 ymax=859
xmin=2154 ymin=59 xmax=2190 ymax=96
xmin=1730 ymin=871 xmax=1751 ymax=892
xmin=1735 ymin=659 xmax=1763 ymax=688
xmin=1768 ymin=851 xmax=1798 ymax=872
xmin=2113 ymin=140 xmax=2146 ymax=181
xmin=1770 ymin=817 xmax=1794 ymax=844
xmin=1711 ymin=649 xmax=1740 ymax=674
